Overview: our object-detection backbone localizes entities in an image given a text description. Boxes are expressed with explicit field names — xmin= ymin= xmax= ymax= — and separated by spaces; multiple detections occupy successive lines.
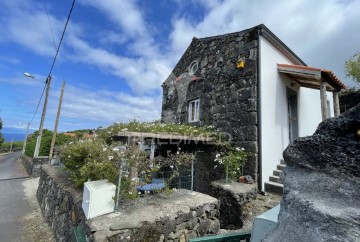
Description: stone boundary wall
xmin=93 ymin=192 xmax=220 ymax=242
xmin=21 ymin=156 xmax=49 ymax=177
xmin=36 ymin=164 xmax=221 ymax=242
xmin=210 ymin=180 xmax=257 ymax=229
xmin=37 ymin=164 xmax=92 ymax=242
xmin=339 ymin=88 xmax=360 ymax=113
xmin=21 ymin=155 xmax=33 ymax=176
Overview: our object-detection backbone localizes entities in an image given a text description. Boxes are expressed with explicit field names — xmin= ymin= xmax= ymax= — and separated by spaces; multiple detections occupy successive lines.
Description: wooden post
xmin=34 ymin=75 xmax=52 ymax=158
xmin=320 ymin=81 xmax=328 ymax=121
xmin=333 ymin=91 xmax=340 ymax=117
xmin=22 ymin=122 xmax=30 ymax=155
xmin=49 ymin=81 xmax=65 ymax=160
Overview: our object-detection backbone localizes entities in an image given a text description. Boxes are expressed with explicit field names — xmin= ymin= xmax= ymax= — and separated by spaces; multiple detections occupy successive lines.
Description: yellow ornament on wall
xmin=236 ymin=59 xmax=245 ymax=69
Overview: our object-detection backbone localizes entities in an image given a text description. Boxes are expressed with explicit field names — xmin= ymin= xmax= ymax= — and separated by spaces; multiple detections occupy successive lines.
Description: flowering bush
xmin=214 ymin=145 xmax=248 ymax=182
xmin=97 ymin=120 xmax=217 ymax=142
xmin=156 ymin=147 xmax=195 ymax=185
xmin=60 ymin=139 xmax=123 ymax=186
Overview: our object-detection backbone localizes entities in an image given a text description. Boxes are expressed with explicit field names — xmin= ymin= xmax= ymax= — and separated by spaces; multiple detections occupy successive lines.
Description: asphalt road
xmin=0 ymin=152 xmax=30 ymax=242
xmin=0 ymin=151 xmax=28 ymax=180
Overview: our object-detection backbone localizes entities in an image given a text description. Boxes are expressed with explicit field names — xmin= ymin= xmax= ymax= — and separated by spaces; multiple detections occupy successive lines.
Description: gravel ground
xmin=21 ymin=178 xmax=55 ymax=242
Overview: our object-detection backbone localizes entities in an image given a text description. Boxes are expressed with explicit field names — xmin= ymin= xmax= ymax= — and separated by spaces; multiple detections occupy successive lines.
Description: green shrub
xmin=97 ymin=120 xmax=218 ymax=143
xmin=0 ymin=141 xmax=23 ymax=152
xmin=24 ymin=130 xmax=52 ymax=157
xmin=24 ymin=129 xmax=73 ymax=157
xmin=214 ymin=144 xmax=248 ymax=181
xmin=60 ymin=139 xmax=123 ymax=187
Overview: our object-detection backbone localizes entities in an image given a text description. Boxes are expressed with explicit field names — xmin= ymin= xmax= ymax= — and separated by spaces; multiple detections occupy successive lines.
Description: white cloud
xmin=1 ymin=0 xmax=359 ymax=132
xmin=169 ymin=0 xmax=360 ymax=86
xmin=79 ymin=0 xmax=148 ymax=39
xmin=53 ymin=84 xmax=162 ymax=125
xmin=66 ymin=35 xmax=168 ymax=94
xmin=0 ymin=56 xmax=20 ymax=65
xmin=0 ymin=75 xmax=45 ymax=87
xmin=1 ymin=7 xmax=62 ymax=56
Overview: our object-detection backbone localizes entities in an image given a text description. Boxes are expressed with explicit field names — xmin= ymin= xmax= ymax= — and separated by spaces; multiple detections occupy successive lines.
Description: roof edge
xmin=258 ymin=24 xmax=307 ymax=66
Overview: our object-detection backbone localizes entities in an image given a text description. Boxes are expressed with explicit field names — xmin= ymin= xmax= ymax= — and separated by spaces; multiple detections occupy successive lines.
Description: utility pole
xmin=22 ymin=122 xmax=30 ymax=155
xmin=34 ymin=75 xmax=52 ymax=158
xmin=9 ymin=137 xmax=13 ymax=152
xmin=49 ymin=81 xmax=65 ymax=160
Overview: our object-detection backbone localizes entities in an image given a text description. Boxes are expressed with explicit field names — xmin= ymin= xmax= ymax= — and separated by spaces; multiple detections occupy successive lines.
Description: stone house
xmin=161 ymin=24 xmax=346 ymax=192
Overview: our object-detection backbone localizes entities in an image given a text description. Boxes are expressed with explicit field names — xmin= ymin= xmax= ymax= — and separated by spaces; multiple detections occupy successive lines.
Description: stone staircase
xmin=264 ymin=159 xmax=286 ymax=194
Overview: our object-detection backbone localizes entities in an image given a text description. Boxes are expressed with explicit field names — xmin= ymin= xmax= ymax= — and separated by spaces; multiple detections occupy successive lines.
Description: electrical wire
xmin=42 ymin=0 xmax=66 ymax=86
xmin=27 ymin=0 xmax=75 ymax=128
xmin=29 ymin=84 xmax=47 ymax=125
xmin=42 ymin=0 xmax=57 ymax=51
xmin=48 ymin=0 xmax=76 ymax=75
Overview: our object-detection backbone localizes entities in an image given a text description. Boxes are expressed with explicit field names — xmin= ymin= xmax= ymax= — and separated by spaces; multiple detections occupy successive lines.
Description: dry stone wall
xmin=36 ymin=164 xmax=221 ymax=242
xmin=37 ymin=164 xmax=92 ymax=242
xmin=21 ymin=156 xmax=49 ymax=177
xmin=99 ymin=196 xmax=220 ymax=242
xmin=210 ymin=180 xmax=257 ymax=229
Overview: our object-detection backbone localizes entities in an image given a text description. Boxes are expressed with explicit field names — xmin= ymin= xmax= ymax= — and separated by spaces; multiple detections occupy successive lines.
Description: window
xmin=188 ymin=99 xmax=200 ymax=122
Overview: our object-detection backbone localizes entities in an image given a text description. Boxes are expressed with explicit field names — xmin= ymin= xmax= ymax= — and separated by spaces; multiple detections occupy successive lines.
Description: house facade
xmin=161 ymin=24 xmax=346 ymax=191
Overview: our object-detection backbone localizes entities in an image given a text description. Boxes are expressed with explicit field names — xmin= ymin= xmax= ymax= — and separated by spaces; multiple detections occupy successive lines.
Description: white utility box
xmin=250 ymin=204 xmax=280 ymax=242
xmin=82 ymin=180 xmax=116 ymax=219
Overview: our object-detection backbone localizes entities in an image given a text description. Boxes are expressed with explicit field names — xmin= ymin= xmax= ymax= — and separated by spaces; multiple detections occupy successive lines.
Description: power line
xmin=27 ymin=0 xmax=76 ymax=129
xmin=42 ymin=0 xmax=66 ymax=86
xmin=48 ymin=0 xmax=76 ymax=75
xmin=42 ymin=0 xmax=57 ymax=51
xmin=29 ymin=84 xmax=46 ymax=124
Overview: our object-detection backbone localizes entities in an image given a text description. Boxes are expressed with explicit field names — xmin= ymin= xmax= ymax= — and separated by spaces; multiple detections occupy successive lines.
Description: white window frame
xmin=188 ymin=99 xmax=200 ymax=122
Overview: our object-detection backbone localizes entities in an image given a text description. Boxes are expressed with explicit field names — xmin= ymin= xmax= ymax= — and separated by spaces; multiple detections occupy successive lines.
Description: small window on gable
xmin=188 ymin=99 xmax=200 ymax=122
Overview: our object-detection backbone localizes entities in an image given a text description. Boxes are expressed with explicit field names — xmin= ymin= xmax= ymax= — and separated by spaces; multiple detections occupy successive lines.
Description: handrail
xmin=189 ymin=231 xmax=251 ymax=242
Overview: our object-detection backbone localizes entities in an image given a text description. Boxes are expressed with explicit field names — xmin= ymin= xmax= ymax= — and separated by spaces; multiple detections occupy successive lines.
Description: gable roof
xmin=169 ymin=24 xmax=306 ymax=78
xmin=258 ymin=24 xmax=306 ymax=66
xmin=166 ymin=24 xmax=345 ymax=90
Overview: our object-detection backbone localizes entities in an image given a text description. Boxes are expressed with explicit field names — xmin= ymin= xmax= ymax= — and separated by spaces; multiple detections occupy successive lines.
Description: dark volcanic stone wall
xmin=339 ymin=88 xmax=360 ymax=113
xmin=37 ymin=164 xmax=92 ymax=242
xmin=161 ymin=27 xmax=259 ymax=180
xmin=21 ymin=156 xmax=49 ymax=177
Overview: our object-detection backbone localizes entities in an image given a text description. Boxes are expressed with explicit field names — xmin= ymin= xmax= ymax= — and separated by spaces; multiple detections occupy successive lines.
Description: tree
xmin=345 ymin=52 xmax=360 ymax=84
xmin=0 ymin=118 xmax=4 ymax=145
xmin=24 ymin=129 xmax=73 ymax=157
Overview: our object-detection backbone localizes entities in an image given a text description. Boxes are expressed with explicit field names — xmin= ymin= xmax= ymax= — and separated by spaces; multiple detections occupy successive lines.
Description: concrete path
xmin=0 ymin=152 xmax=54 ymax=242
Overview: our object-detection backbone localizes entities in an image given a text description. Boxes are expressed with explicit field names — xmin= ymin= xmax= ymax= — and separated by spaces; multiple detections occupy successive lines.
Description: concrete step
xmin=277 ymin=164 xmax=286 ymax=171
xmin=269 ymin=175 xmax=281 ymax=183
xmin=280 ymin=159 xmax=286 ymax=165
xmin=273 ymin=169 xmax=282 ymax=176
xmin=265 ymin=181 xmax=284 ymax=195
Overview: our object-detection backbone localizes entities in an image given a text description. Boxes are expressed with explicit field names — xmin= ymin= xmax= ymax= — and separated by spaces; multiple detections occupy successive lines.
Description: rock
xmin=210 ymin=180 xmax=257 ymax=229
xmin=264 ymin=104 xmax=360 ymax=242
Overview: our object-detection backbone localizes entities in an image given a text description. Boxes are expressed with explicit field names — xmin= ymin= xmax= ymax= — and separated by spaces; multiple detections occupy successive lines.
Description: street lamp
xmin=24 ymin=72 xmax=52 ymax=158
xmin=24 ymin=72 xmax=35 ymax=79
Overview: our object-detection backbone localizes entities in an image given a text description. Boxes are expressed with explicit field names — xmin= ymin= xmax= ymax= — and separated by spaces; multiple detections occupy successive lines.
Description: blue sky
xmin=0 ymin=0 xmax=359 ymax=135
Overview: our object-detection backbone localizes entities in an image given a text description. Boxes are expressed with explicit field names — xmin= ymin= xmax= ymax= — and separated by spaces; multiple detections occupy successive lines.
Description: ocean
xmin=2 ymin=133 xmax=26 ymax=142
